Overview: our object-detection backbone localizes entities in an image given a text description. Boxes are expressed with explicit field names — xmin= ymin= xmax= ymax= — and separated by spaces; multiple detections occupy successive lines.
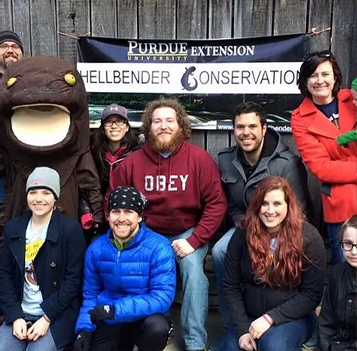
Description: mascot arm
xmin=77 ymin=151 xmax=104 ymax=224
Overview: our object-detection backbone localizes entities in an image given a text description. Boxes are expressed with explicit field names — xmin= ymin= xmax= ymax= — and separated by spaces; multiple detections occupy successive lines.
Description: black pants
xmin=89 ymin=314 xmax=173 ymax=351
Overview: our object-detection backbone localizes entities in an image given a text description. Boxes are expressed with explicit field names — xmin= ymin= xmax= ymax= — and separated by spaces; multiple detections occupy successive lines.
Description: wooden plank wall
xmin=1 ymin=0 xmax=356 ymax=230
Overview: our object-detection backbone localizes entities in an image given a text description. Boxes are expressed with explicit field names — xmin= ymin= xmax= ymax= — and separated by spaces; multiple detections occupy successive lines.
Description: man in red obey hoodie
xmin=109 ymin=98 xmax=227 ymax=351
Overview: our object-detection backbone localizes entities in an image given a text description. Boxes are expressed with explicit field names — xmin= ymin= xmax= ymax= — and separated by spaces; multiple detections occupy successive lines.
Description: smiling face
xmin=27 ymin=188 xmax=55 ymax=219
xmin=149 ymin=107 xmax=183 ymax=152
xmin=259 ymin=189 xmax=288 ymax=234
xmin=103 ymin=115 xmax=129 ymax=144
xmin=307 ymin=61 xmax=336 ymax=105
xmin=341 ymin=226 xmax=357 ymax=268
xmin=0 ymin=41 xmax=23 ymax=68
xmin=234 ymin=112 xmax=267 ymax=157
xmin=108 ymin=208 xmax=142 ymax=242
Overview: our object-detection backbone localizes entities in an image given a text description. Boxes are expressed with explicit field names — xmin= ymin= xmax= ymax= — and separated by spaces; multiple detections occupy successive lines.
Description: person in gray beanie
xmin=0 ymin=30 xmax=24 ymax=69
xmin=74 ymin=185 xmax=176 ymax=351
xmin=0 ymin=166 xmax=85 ymax=350
xmin=26 ymin=166 xmax=61 ymax=200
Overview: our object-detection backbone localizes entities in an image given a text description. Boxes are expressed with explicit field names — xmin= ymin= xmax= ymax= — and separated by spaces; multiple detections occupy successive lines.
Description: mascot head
xmin=0 ymin=56 xmax=89 ymax=154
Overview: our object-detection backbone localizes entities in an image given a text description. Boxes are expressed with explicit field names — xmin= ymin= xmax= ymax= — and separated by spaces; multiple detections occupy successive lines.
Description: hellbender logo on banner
xmin=77 ymin=34 xmax=309 ymax=131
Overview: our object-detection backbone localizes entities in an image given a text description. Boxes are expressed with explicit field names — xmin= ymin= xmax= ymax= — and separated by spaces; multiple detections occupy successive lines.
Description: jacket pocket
xmin=221 ymin=174 xmax=239 ymax=184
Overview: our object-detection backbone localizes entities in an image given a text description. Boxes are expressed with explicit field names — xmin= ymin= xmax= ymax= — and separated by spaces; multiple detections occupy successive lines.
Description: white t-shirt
xmin=21 ymin=219 xmax=50 ymax=316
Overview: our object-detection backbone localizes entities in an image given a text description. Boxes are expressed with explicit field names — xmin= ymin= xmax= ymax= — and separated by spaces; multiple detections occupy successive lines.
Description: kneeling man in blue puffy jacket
xmin=74 ymin=186 xmax=176 ymax=351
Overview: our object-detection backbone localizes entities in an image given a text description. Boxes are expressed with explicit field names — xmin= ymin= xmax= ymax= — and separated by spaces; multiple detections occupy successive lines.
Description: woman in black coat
xmin=0 ymin=166 xmax=86 ymax=351
xmin=318 ymin=215 xmax=357 ymax=351
xmin=223 ymin=176 xmax=326 ymax=351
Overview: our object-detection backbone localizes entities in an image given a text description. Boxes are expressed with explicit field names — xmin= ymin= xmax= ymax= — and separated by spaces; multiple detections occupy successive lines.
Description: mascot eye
xmin=7 ymin=77 xmax=17 ymax=88
xmin=64 ymin=73 xmax=76 ymax=86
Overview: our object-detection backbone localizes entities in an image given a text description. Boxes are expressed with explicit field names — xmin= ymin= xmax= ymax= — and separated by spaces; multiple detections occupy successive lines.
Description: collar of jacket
xmin=106 ymin=222 xmax=147 ymax=250
xmin=8 ymin=209 xmax=60 ymax=243
xmin=298 ymin=89 xmax=356 ymax=139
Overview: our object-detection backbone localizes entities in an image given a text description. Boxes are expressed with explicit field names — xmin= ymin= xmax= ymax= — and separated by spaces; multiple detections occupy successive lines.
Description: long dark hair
xmin=90 ymin=122 xmax=139 ymax=189
xmin=240 ymin=176 xmax=305 ymax=289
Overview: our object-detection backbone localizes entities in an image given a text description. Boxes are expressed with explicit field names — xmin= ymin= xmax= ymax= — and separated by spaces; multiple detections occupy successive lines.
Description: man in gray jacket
xmin=211 ymin=101 xmax=310 ymax=351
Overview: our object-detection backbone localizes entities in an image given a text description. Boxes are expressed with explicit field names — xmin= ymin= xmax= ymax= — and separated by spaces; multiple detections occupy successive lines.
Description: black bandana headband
xmin=108 ymin=186 xmax=148 ymax=215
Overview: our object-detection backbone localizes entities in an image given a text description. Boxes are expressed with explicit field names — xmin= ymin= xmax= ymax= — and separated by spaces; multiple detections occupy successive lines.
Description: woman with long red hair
xmin=223 ymin=176 xmax=326 ymax=351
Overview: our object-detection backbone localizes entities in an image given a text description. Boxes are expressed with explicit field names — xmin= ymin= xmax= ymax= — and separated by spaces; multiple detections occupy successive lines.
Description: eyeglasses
xmin=341 ymin=241 xmax=357 ymax=251
xmin=0 ymin=43 xmax=21 ymax=51
xmin=303 ymin=50 xmax=331 ymax=62
xmin=104 ymin=119 xmax=127 ymax=127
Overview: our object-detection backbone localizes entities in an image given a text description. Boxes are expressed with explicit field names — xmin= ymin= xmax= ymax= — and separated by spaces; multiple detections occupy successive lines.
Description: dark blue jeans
xmin=326 ymin=223 xmax=344 ymax=265
xmin=230 ymin=312 xmax=317 ymax=351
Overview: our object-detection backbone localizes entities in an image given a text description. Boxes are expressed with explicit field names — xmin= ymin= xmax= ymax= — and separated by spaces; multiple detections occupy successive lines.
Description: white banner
xmin=77 ymin=62 xmax=301 ymax=94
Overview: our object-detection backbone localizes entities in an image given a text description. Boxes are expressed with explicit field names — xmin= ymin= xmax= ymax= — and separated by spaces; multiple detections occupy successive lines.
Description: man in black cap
xmin=0 ymin=29 xmax=24 ymax=239
xmin=0 ymin=30 xmax=24 ymax=71
xmin=74 ymin=186 xmax=176 ymax=351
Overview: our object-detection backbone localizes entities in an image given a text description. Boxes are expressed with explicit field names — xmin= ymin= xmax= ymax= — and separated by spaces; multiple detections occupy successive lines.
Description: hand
xmin=12 ymin=318 xmax=28 ymax=340
xmin=26 ymin=316 xmax=50 ymax=341
xmin=89 ymin=305 xmax=114 ymax=325
xmin=248 ymin=314 xmax=273 ymax=339
xmin=238 ymin=333 xmax=257 ymax=350
xmin=172 ymin=239 xmax=195 ymax=258
xmin=73 ymin=330 xmax=92 ymax=351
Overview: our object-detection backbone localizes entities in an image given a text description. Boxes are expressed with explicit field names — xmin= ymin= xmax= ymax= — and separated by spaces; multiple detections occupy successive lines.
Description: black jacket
xmin=318 ymin=262 xmax=356 ymax=351
xmin=223 ymin=222 xmax=326 ymax=339
xmin=0 ymin=210 xmax=86 ymax=348
xmin=218 ymin=129 xmax=309 ymax=225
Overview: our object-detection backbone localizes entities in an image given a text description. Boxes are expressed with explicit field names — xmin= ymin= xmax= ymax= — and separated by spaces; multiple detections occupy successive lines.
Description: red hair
xmin=239 ymin=176 xmax=305 ymax=289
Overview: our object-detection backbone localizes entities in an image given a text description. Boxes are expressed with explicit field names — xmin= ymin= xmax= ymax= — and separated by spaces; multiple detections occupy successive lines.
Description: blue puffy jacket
xmin=75 ymin=222 xmax=176 ymax=333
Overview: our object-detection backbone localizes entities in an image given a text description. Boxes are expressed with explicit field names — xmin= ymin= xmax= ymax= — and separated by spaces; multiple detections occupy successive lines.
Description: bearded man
xmin=109 ymin=98 xmax=227 ymax=351
xmin=75 ymin=186 xmax=176 ymax=351
xmin=0 ymin=30 xmax=24 ymax=72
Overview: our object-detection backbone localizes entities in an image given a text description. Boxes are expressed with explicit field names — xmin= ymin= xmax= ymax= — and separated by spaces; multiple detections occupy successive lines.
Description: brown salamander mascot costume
xmin=0 ymin=56 xmax=103 ymax=228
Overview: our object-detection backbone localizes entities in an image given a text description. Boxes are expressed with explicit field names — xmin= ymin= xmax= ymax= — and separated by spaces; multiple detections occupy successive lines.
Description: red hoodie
xmin=109 ymin=140 xmax=227 ymax=249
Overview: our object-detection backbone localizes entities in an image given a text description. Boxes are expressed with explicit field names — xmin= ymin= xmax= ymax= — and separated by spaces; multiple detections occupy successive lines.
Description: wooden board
xmin=30 ymin=0 xmax=57 ymax=56
xmin=57 ymin=0 xmax=90 ymax=65
xmin=118 ymin=0 xmax=138 ymax=38
xmin=90 ymin=0 xmax=117 ymax=37
xmin=0 ymin=0 xmax=12 ymax=31
xmin=273 ymin=0 xmax=308 ymax=34
xmin=331 ymin=0 xmax=357 ymax=85
xmin=138 ymin=0 xmax=175 ymax=39
xmin=177 ymin=0 xmax=207 ymax=39
xmin=206 ymin=131 xmax=230 ymax=161
xmin=12 ymin=0 xmax=31 ymax=57
xmin=208 ymin=0 xmax=232 ymax=38
xmin=308 ymin=0 xmax=332 ymax=52
xmin=191 ymin=130 xmax=206 ymax=149
xmin=234 ymin=0 xmax=273 ymax=37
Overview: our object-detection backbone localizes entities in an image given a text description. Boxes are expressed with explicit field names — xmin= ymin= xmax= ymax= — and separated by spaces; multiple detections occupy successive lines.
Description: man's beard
xmin=3 ymin=55 xmax=19 ymax=68
xmin=149 ymin=129 xmax=184 ymax=153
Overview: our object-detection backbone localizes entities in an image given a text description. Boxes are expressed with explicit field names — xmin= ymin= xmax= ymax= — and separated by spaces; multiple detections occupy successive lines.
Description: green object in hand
xmin=336 ymin=130 xmax=357 ymax=146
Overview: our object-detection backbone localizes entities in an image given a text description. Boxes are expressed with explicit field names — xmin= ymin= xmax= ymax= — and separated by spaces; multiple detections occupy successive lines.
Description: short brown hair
xmin=298 ymin=51 xmax=342 ymax=99
xmin=339 ymin=215 xmax=357 ymax=241
xmin=140 ymin=98 xmax=191 ymax=140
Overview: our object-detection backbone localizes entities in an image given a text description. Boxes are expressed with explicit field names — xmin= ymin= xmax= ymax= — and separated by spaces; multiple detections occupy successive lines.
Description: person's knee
xmin=141 ymin=314 xmax=170 ymax=336
xmin=212 ymin=237 xmax=227 ymax=264
xmin=179 ymin=257 xmax=206 ymax=283
xmin=212 ymin=228 xmax=234 ymax=263
xmin=137 ymin=314 xmax=171 ymax=351
xmin=259 ymin=332 xmax=296 ymax=351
